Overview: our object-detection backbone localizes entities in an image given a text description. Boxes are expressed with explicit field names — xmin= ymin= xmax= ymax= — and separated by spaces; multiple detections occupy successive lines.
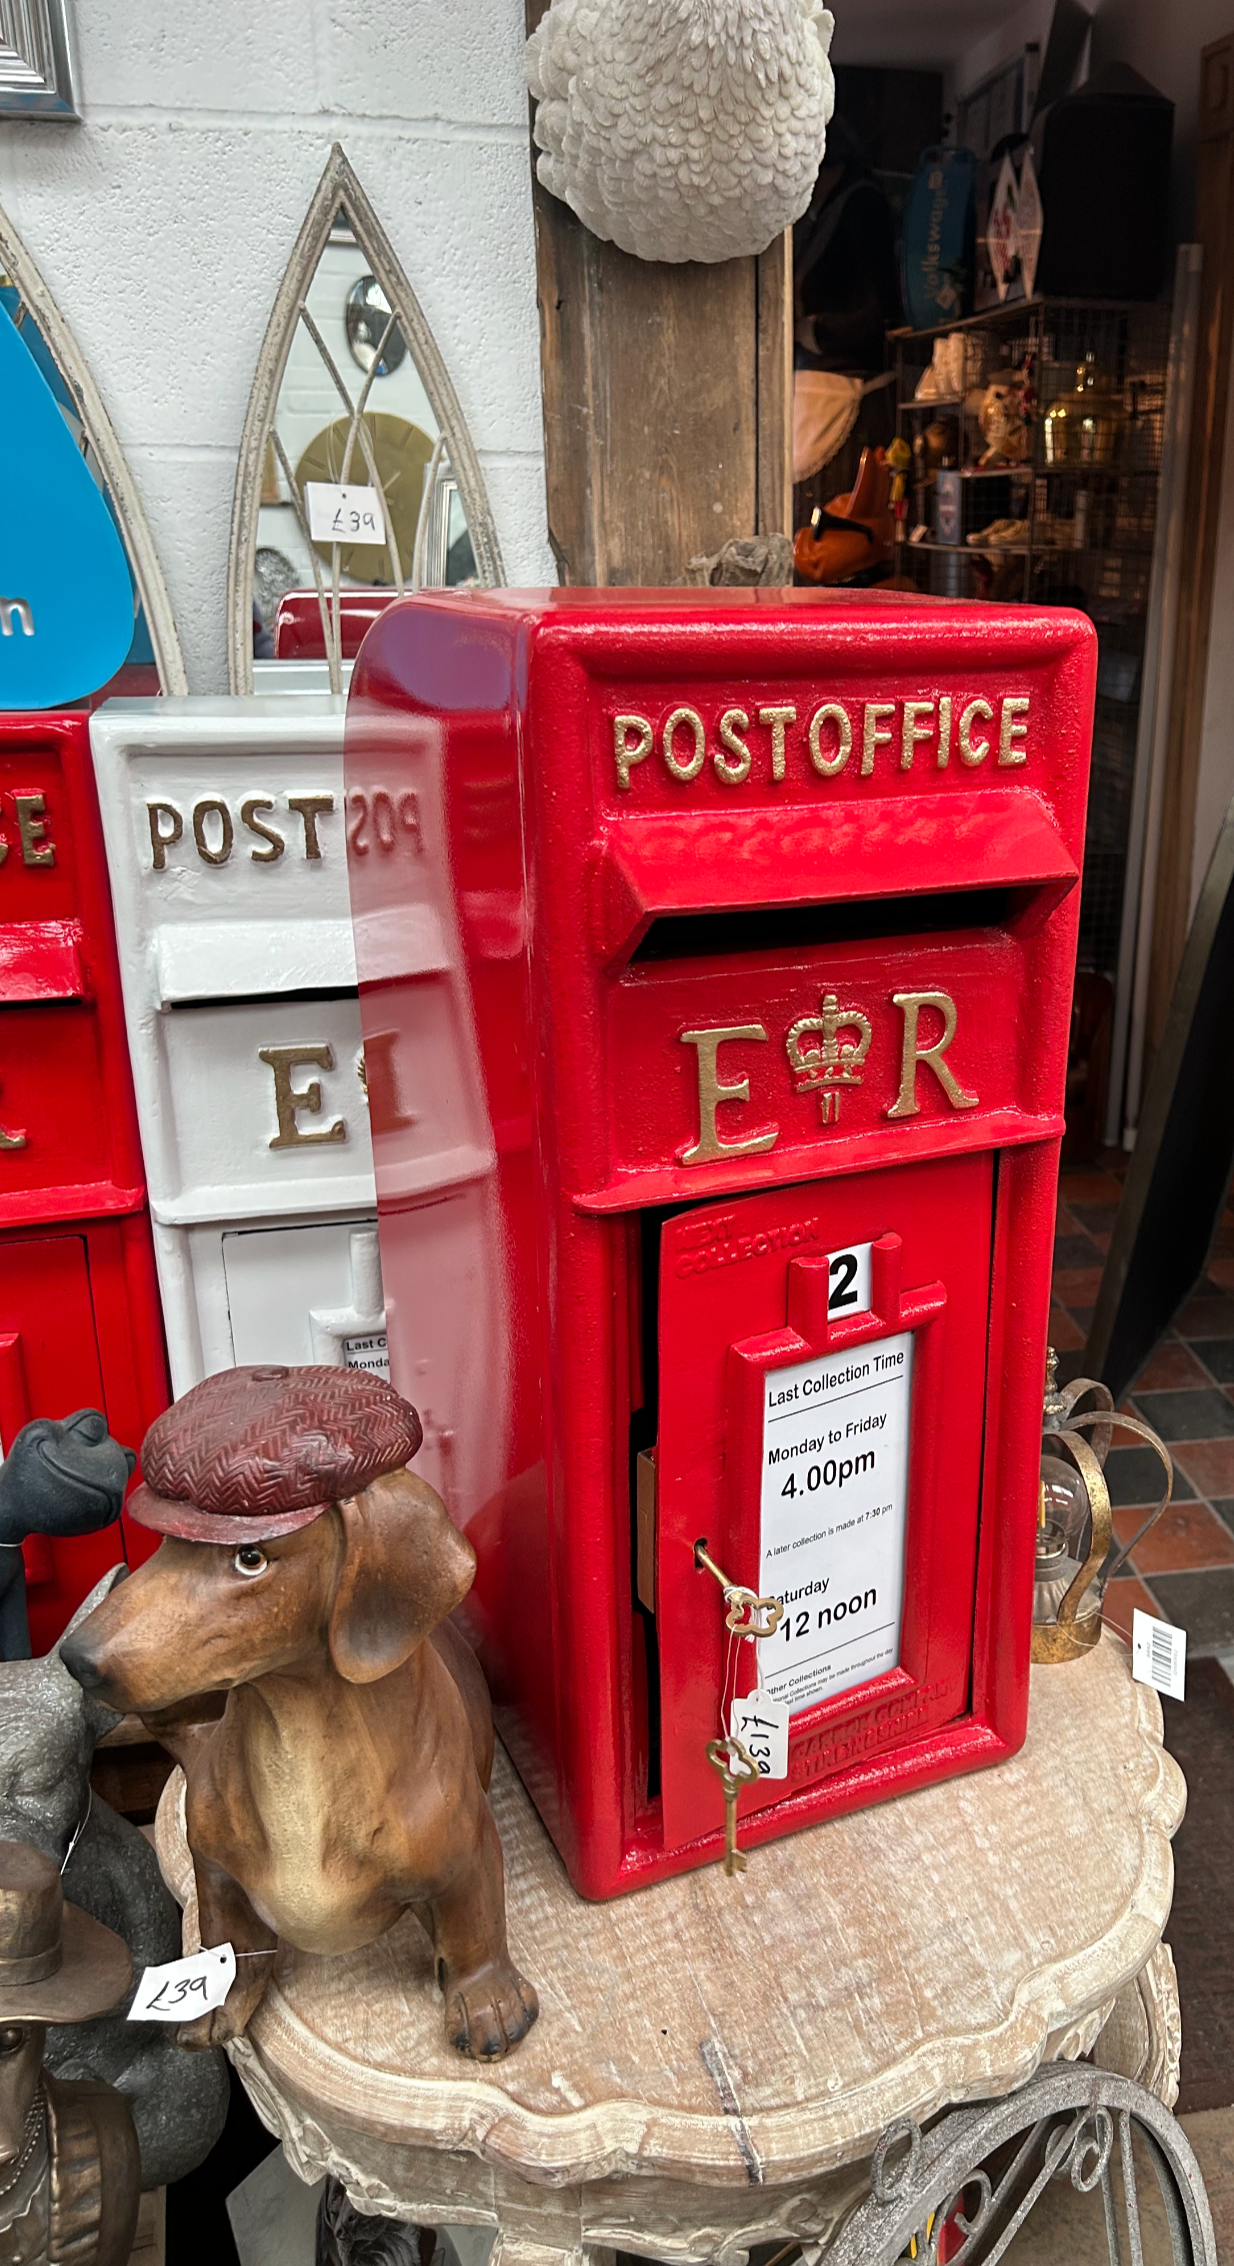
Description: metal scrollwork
xmin=870 ymin=2115 xmax=921 ymax=2206
xmin=824 ymin=2064 xmax=1217 ymax=2266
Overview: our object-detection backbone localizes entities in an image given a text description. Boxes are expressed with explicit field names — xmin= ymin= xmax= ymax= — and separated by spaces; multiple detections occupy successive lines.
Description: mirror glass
xmin=251 ymin=210 xmax=478 ymax=675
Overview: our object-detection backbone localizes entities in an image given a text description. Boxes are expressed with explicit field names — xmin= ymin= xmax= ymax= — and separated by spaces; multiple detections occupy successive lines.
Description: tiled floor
xmin=1053 ymin=1156 xmax=1234 ymax=1658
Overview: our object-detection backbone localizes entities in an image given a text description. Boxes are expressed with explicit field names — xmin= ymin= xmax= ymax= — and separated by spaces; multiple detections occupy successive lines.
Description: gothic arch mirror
xmin=228 ymin=143 xmax=505 ymax=693
xmin=0 ymin=197 xmax=187 ymax=697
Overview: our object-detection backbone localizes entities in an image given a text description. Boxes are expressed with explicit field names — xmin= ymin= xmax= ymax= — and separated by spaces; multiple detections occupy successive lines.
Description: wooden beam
xmin=1147 ymin=34 xmax=1234 ymax=1053
xmin=525 ymin=0 xmax=791 ymax=584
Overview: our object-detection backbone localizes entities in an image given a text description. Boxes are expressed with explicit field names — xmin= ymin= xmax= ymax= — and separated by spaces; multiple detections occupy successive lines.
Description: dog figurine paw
xmin=61 ymin=1366 xmax=538 ymax=2062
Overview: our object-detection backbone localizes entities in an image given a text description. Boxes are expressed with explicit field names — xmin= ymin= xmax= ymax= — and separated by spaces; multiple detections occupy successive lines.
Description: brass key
xmin=706 ymin=1735 xmax=759 ymax=1877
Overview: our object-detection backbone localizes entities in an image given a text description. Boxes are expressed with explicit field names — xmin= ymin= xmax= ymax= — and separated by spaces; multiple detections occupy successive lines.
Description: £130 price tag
xmin=730 ymin=1691 xmax=790 ymax=1779
xmin=304 ymin=481 xmax=384 ymax=545
xmin=127 ymin=1942 xmax=236 ymax=2022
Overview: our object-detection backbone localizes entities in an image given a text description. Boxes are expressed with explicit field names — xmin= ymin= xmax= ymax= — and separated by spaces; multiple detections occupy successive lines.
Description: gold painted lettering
xmin=809 ymin=703 xmax=852 ymax=777
xmin=359 ymin=1032 xmax=416 ymax=1134
xmin=937 ymin=694 xmax=953 ymax=768
xmin=662 ymin=708 xmax=706 ymax=782
xmin=758 ymin=705 xmax=797 ymax=782
xmin=241 ymin=796 xmax=285 ymax=863
xmin=679 ymin=1026 xmax=778 ymax=1165
xmin=192 ymin=798 xmax=233 ymax=865
xmin=258 ymin=1043 xmax=348 ymax=1149
xmin=886 ymin=991 xmax=979 ymax=1119
xmin=287 ymin=794 xmax=334 ymax=860
xmin=999 ymin=694 xmax=1030 ymax=765
xmin=613 ymin=714 xmax=653 ymax=790
xmin=14 ymin=794 xmax=54 ymax=869
xmin=958 ymin=698 xmax=993 ymax=766
xmin=862 ymin=701 xmax=896 ymax=775
xmin=715 ymin=709 xmax=752 ymax=785
xmin=147 ymin=802 xmax=183 ymax=871
xmin=901 ymin=701 xmax=935 ymax=770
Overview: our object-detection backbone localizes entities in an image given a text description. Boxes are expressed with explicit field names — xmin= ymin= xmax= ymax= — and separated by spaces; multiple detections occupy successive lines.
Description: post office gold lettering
xmin=258 ymin=1043 xmax=348 ymax=1150
xmin=610 ymin=694 xmax=1032 ymax=791
xmin=145 ymin=791 xmax=343 ymax=872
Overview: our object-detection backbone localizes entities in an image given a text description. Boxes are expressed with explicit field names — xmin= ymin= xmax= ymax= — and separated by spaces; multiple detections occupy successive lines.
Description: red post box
xmin=345 ymin=590 xmax=1097 ymax=1898
xmin=0 ymin=713 xmax=169 ymax=1649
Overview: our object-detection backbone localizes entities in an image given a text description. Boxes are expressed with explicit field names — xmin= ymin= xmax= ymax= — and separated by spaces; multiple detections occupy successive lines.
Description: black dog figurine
xmin=0 ymin=1414 xmax=135 ymax=1659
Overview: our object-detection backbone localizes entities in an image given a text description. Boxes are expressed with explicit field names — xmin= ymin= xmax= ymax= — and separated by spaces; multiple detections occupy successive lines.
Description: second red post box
xmin=0 ymin=713 xmax=169 ymax=1648
xmin=346 ymin=589 xmax=1097 ymax=1898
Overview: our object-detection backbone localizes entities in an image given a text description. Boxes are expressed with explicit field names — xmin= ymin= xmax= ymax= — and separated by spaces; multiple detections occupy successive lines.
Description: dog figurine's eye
xmin=233 ymin=1545 xmax=268 ymax=1578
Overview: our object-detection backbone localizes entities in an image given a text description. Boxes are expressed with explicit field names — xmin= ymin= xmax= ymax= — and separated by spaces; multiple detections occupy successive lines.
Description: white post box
xmin=89 ymin=698 xmax=387 ymax=1396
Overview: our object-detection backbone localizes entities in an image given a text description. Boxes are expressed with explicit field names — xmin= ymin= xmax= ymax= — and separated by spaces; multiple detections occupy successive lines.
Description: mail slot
xmin=345 ymin=589 xmax=1097 ymax=1898
xmin=90 ymin=697 xmax=392 ymax=1395
xmin=0 ymin=713 xmax=169 ymax=1643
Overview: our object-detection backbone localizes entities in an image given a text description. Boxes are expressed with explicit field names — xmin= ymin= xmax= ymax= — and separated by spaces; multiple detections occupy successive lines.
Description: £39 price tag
xmin=730 ymin=1692 xmax=789 ymax=1779
xmin=1132 ymin=1608 xmax=1186 ymax=1703
xmin=127 ymin=1942 xmax=236 ymax=2022
xmin=304 ymin=481 xmax=384 ymax=545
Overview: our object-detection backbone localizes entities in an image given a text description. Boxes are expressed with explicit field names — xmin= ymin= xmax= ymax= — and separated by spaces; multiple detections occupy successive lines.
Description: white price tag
xmin=127 ymin=1942 xmax=236 ymax=2022
xmin=731 ymin=1691 xmax=789 ymax=1779
xmin=1132 ymin=1608 xmax=1186 ymax=1702
xmin=305 ymin=482 xmax=384 ymax=545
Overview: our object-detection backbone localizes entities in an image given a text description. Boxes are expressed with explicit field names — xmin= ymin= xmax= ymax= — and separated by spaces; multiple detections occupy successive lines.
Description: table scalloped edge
xmin=155 ymin=1661 xmax=1185 ymax=2192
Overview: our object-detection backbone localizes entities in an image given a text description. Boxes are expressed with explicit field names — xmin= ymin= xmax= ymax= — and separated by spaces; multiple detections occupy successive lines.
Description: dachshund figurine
xmin=0 ymin=1415 xmax=135 ymax=1661
xmin=62 ymin=1366 xmax=538 ymax=2063
xmin=0 ymin=1839 xmax=139 ymax=2266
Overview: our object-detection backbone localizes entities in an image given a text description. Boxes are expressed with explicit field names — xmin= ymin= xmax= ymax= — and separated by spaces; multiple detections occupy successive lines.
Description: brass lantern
xmin=1032 ymin=1351 xmax=1173 ymax=1663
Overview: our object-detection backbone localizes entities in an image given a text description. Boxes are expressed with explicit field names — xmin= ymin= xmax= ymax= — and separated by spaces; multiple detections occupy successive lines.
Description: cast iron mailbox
xmin=89 ymin=698 xmax=389 ymax=1396
xmin=345 ymin=589 xmax=1097 ymax=1898
xmin=0 ymin=712 xmax=168 ymax=1643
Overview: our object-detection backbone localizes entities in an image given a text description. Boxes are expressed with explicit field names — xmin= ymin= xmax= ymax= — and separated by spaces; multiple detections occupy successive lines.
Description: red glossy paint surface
xmin=345 ymin=588 xmax=1097 ymax=1898
xmin=0 ymin=715 xmax=170 ymax=1641
xmin=274 ymin=588 xmax=397 ymax=660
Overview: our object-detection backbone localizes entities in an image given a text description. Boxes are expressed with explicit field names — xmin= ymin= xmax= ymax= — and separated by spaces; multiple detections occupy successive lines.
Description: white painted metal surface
xmin=89 ymin=694 xmax=382 ymax=1394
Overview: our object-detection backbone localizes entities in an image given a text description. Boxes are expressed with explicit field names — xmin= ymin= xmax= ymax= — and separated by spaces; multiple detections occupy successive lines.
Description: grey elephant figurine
xmin=0 ymin=1413 xmax=136 ymax=1660
xmin=0 ymin=1569 xmax=228 ymax=2187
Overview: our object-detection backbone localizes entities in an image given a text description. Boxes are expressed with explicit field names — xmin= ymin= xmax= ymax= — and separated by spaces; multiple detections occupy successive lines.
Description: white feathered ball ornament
xmin=525 ymin=0 xmax=836 ymax=266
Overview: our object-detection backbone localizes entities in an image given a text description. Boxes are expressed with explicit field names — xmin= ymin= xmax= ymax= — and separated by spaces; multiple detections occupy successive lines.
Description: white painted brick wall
xmin=0 ymin=0 xmax=555 ymax=691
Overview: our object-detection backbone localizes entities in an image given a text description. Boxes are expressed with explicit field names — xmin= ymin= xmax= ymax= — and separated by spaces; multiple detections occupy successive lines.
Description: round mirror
xmin=345 ymin=275 xmax=407 ymax=376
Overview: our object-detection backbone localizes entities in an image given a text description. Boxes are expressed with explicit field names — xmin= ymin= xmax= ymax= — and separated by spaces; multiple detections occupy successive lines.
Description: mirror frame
xmin=227 ymin=142 xmax=506 ymax=694
xmin=0 ymin=195 xmax=188 ymax=693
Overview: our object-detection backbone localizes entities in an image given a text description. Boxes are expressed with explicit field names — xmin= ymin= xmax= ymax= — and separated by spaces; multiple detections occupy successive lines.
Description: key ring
xmin=694 ymin=1542 xmax=785 ymax=1636
xmin=706 ymin=1733 xmax=759 ymax=1785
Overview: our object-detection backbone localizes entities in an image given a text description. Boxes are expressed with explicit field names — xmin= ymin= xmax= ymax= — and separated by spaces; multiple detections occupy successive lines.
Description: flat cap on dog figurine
xmin=61 ymin=1366 xmax=538 ymax=2063
xmin=0 ymin=1840 xmax=139 ymax=2266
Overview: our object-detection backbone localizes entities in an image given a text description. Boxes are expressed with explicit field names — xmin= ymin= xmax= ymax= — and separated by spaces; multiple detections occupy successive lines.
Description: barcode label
xmin=1132 ymin=1608 xmax=1186 ymax=1702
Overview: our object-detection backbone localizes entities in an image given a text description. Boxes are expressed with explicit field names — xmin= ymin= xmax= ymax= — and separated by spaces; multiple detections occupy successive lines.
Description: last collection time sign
xmin=758 ymin=1330 xmax=913 ymax=1716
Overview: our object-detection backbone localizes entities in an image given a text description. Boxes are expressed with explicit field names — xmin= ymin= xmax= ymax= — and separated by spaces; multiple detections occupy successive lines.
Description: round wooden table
xmin=157 ymin=1633 xmax=1213 ymax=2264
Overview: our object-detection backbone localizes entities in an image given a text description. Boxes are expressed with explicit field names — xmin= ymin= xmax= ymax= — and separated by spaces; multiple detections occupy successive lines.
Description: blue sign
xmin=0 ymin=302 xmax=136 ymax=709
xmin=901 ymin=148 xmax=978 ymax=333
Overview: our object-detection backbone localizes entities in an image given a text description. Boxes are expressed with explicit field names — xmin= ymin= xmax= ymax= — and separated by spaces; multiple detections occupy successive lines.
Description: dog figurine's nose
xmin=58 ymin=1634 xmax=103 ymax=1693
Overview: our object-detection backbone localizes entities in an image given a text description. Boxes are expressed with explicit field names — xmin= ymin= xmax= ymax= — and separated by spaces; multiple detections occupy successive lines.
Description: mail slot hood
xmin=593 ymin=788 xmax=1077 ymax=964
